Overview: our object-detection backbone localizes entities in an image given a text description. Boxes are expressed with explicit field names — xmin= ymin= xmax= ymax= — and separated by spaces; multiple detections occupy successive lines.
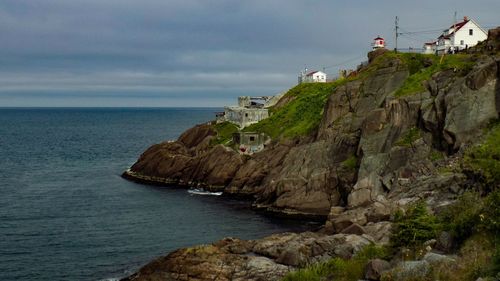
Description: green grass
xmin=394 ymin=127 xmax=421 ymax=147
xmin=341 ymin=154 xmax=358 ymax=170
xmin=211 ymin=122 xmax=239 ymax=145
xmin=282 ymin=244 xmax=390 ymax=281
xmin=244 ymin=82 xmax=340 ymax=139
xmin=393 ymin=53 xmax=474 ymax=97
xmin=464 ymin=122 xmax=500 ymax=186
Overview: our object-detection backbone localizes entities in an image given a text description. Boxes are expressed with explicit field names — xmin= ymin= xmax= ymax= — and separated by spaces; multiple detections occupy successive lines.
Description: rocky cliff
xmin=122 ymin=28 xmax=500 ymax=281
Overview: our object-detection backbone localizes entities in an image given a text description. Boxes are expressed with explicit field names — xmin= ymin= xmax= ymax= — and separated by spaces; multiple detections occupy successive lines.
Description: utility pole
xmin=394 ymin=16 xmax=399 ymax=53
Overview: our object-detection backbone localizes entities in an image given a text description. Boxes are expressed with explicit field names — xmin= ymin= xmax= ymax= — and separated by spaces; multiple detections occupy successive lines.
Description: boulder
xmin=364 ymin=259 xmax=391 ymax=280
xmin=384 ymin=260 xmax=431 ymax=281
xmin=340 ymin=223 xmax=366 ymax=235
xmin=422 ymin=252 xmax=455 ymax=265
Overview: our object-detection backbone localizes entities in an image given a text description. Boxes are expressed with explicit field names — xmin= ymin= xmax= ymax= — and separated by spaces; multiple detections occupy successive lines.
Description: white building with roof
xmin=424 ymin=16 xmax=487 ymax=55
xmin=298 ymin=69 xmax=327 ymax=84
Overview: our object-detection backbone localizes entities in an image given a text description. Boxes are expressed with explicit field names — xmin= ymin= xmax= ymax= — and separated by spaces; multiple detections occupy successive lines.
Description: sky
xmin=0 ymin=0 xmax=499 ymax=107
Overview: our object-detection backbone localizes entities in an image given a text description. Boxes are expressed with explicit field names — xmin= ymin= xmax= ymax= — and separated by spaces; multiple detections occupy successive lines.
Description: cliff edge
xmin=122 ymin=27 xmax=500 ymax=281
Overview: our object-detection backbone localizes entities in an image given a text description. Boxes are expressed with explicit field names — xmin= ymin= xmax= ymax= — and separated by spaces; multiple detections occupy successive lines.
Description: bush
xmin=439 ymin=191 xmax=483 ymax=245
xmin=391 ymin=201 xmax=441 ymax=248
xmin=464 ymin=122 xmax=500 ymax=188
xmin=439 ymin=189 xmax=500 ymax=245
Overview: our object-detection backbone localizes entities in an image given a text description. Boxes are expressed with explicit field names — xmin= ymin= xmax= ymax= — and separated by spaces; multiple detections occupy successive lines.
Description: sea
xmin=0 ymin=108 xmax=315 ymax=281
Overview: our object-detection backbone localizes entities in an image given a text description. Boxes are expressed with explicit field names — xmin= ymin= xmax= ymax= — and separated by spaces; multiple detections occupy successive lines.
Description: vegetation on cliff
xmin=211 ymin=121 xmax=238 ymax=145
xmin=282 ymin=190 xmax=500 ymax=281
xmin=386 ymin=52 xmax=474 ymax=97
xmin=464 ymin=122 xmax=500 ymax=187
xmin=243 ymin=82 xmax=340 ymax=139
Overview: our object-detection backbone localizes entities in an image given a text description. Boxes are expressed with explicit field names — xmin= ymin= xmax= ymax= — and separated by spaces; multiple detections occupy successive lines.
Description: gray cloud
xmin=0 ymin=0 xmax=498 ymax=106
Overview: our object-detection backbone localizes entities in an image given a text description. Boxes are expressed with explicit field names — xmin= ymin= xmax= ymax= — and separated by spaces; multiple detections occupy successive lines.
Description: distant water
xmin=0 ymin=108 xmax=315 ymax=281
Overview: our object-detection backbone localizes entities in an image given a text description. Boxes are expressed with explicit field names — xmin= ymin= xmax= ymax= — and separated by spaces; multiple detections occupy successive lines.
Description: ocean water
xmin=0 ymin=108 xmax=314 ymax=281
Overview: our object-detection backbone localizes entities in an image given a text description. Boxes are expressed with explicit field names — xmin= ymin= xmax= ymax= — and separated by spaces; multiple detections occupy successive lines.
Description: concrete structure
xmin=224 ymin=106 xmax=269 ymax=128
xmin=372 ymin=36 xmax=385 ymax=50
xmin=221 ymin=96 xmax=281 ymax=128
xmin=298 ymin=69 xmax=327 ymax=84
xmin=233 ymin=132 xmax=270 ymax=155
xmin=427 ymin=16 xmax=487 ymax=55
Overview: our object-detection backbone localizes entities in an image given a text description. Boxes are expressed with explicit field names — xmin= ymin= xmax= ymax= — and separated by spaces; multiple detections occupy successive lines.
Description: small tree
xmin=391 ymin=201 xmax=441 ymax=249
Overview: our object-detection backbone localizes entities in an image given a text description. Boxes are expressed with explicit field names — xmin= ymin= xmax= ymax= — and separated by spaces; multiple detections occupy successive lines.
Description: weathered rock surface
xmin=365 ymin=258 xmax=391 ymax=280
xmin=121 ymin=232 xmax=374 ymax=281
xmin=122 ymin=29 xmax=500 ymax=281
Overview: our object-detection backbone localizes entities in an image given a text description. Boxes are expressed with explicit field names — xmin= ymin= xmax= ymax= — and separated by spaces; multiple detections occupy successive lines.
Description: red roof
xmin=374 ymin=36 xmax=384 ymax=40
xmin=449 ymin=20 xmax=469 ymax=31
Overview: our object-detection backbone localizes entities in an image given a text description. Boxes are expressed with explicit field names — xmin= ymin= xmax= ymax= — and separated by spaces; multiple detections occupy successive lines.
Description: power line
xmin=323 ymin=54 xmax=366 ymax=70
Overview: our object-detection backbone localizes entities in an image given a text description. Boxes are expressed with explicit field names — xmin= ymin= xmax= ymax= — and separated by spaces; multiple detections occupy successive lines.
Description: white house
xmin=424 ymin=16 xmax=487 ymax=55
xmin=298 ymin=69 xmax=327 ymax=83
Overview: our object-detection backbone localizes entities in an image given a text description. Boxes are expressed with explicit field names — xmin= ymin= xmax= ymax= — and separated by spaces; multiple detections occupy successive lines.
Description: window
xmin=249 ymin=136 xmax=255 ymax=141
xmin=460 ymin=40 xmax=464 ymax=45
xmin=469 ymin=29 xmax=473 ymax=36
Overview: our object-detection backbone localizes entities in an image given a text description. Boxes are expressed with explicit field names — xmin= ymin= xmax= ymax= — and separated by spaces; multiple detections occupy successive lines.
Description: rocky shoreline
xmin=121 ymin=28 xmax=500 ymax=281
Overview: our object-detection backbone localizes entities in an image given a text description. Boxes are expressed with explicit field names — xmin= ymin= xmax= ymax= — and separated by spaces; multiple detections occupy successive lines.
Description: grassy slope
xmin=243 ymin=82 xmax=342 ymax=139
xmin=393 ymin=52 xmax=473 ymax=97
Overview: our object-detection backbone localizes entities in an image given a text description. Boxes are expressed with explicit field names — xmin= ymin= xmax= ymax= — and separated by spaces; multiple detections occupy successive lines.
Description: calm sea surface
xmin=0 ymin=108 xmax=314 ymax=281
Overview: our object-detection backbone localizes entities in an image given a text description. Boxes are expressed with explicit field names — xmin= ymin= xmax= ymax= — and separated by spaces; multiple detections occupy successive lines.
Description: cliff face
xmin=121 ymin=28 xmax=500 ymax=281
xmin=125 ymin=51 xmax=499 ymax=219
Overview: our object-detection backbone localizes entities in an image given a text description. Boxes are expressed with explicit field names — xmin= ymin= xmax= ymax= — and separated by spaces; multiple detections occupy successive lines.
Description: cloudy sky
xmin=0 ymin=0 xmax=498 ymax=107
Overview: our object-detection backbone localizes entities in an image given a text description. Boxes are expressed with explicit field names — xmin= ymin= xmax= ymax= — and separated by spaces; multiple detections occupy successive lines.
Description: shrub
xmin=391 ymin=201 xmax=441 ymax=248
xmin=439 ymin=191 xmax=483 ymax=245
xmin=464 ymin=122 xmax=500 ymax=188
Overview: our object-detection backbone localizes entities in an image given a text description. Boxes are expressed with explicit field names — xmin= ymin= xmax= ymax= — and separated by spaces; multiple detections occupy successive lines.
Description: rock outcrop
xmin=121 ymin=232 xmax=374 ymax=281
xmin=122 ymin=28 xmax=500 ymax=281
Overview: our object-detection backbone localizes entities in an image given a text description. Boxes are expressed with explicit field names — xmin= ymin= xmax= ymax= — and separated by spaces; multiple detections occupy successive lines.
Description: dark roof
xmin=374 ymin=36 xmax=384 ymax=40
xmin=449 ymin=20 xmax=469 ymax=31
xmin=440 ymin=20 xmax=469 ymax=39
xmin=306 ymin=71 xmax=319 ymax=76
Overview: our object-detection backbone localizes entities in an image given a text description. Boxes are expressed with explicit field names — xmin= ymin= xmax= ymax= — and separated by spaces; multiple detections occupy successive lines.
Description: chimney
xmin=464 ymin=16 xmax=468 ymax=21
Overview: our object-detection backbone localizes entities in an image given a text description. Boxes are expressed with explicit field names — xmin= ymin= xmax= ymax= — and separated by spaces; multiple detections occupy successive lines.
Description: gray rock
xmin=364 ymin=259 xmax=391 ymax=280
xmin=422 ymin=252 xmax=455 ymax=265
xmin=341 ymin=223 xmax=366 ymax=235
xmin=388 ymin=260 xmax=431 ymax=281
xmin=436 ymin=231 xmax=454 ymax=253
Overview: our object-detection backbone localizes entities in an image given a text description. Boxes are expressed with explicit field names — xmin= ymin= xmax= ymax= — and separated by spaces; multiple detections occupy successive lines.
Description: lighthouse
xmin=372 ymin=36 xmax=385 ymax=50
